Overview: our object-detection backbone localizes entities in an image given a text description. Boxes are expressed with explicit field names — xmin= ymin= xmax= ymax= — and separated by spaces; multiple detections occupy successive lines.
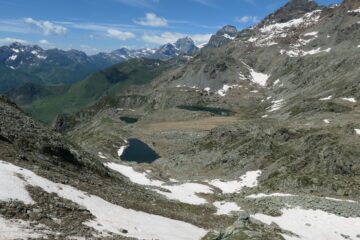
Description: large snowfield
xmin=0 ymin=160 xmax=207 ymax=240
xmin=253 ymin=207 xmax=360 ymax=240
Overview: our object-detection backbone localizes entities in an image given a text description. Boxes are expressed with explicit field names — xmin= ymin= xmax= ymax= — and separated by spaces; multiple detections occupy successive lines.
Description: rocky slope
xmin=50 ymin=0 xmax=360 ymax=239
xmin=0 ymin=96 xmax=239 ymax=239
xmin=2 ymin=0 xmax=360 ymax=239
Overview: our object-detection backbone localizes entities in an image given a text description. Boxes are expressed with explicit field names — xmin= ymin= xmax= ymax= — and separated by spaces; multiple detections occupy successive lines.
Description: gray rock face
xmin=152 ymin=37 xmax=200 ymax=60
xmin=259 ymin=0 xmax=320 ymax=26
xmin=206 ymin=25 xmax=238 ymax=48
xmin=175 ymin=37 xmax=199 ymax=55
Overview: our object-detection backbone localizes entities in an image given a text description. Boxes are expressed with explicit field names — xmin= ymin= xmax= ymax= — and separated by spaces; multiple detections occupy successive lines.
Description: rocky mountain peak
xmin=259 ymin=0 xmax=320 ymax=26
xmin=216 ymin=25 xmax=238 ymax=36
xmin=175 ymin=37 xmax=199 ymax=55
xmin=205 ymin=25 xmax=238 ymax=48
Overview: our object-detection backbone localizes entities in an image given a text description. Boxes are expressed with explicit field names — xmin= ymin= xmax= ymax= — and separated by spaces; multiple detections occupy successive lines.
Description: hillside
xmin=21 ymin=58 xmax=176 ymax=123
xmin=54 ymin=0 xmax=360 ymax=239
xmin=1 ymin=0 xmax=360 ymax=239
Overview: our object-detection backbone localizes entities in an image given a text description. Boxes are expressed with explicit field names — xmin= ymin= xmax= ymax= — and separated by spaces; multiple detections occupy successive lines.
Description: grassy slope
xmin=26 ymin=58 xmax=167 ymax=124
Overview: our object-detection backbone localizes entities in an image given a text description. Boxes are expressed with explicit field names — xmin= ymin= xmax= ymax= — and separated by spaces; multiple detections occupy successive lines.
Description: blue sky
xmin=0 ymin=0 xmax=341 ymax=54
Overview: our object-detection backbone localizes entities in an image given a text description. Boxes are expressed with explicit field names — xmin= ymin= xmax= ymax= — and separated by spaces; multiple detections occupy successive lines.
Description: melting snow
xmin=239 ymin=72 xmax=247 ymax=80
xmin=217 ymin=84 xmax=240 ymax=96
xmin=273 ymin=79 xmax=280 ymax=85
xmin=323 ymin=119 xmax=330 ymax=124
xmin=282 ymin=48 xmax=331 ymax=57
xmin=253 ymin=207 xmax=360 ymax=240
xmin=246 ymin=193 xmax=295 ymax=198
xmin=223 ymin=34 xmax=235 ymax=40
xmin=249 ymin=69 xmax=269 ymax=87
xmin=208 ymin=170 xmax=262 ymax=194
xmin=0 ymin=161 xmax=207 ymax=240
xmin=155 ymin=183 xmax=213 ymax=205
xmin=355 ymin=129 xmax=360 ymax=136
xmin=324 ymin=197 xmax=357 ymax=203
xmin=117 ymin=141 xmax=128 ymax=157
xmin=341 ymin=97 xmax=357 ymax=103
xmin=268 ymin=99 xmax=285 ymax=112
xmin=98 ymin=152 xmax=107 ymax=159
xmin=0 ymin=217 xmax=48 ymax=240
xmin=106 ymin=162 xmax=163 ymax=187
xmin=8 ymin=55 xmax=17 ymax=61
xmin=348 ymin=8 xmax=360 ymax=13
xmin=254 ymin=10 xmax=322 ymax=47
xmin=213 ymin=201 xmax=241 ymax=215
xmin=304 ymin=31 xmax=318 ymax=37
xmin=11 ymin=48 xmax=19 ymax=53
xmin=319 ymin=96 xmax=332 ymax=101
xmin=106 ymin=162 xmax=213 ymax=205
xmin=240 ymin=61 xmax=270 ymax=87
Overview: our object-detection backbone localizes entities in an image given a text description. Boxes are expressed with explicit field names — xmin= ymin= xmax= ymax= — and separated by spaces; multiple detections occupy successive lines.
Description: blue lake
xmin=120 ymin=138 xmax=160 ymax=163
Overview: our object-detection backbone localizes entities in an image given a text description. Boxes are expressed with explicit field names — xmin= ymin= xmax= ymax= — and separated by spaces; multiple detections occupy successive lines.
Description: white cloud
xmin=0 ymin=37 xmax=28 ymax=45
xmin=134 ymin=13 xmax=168 ymax=27
xmin=142 ymin=31 xmax=211 ymax=46
xmin=80 ymin=44 xmax=101 ymax=55
xmin=234 ymin=16 xmax=259 ymax=24
xmin=106 ymin=29 xmax=135 ymax=40
xmin=24 ymin=18 xmax=68 ymax=36
xmin=39 ymin=39 xmax=50 ymax=45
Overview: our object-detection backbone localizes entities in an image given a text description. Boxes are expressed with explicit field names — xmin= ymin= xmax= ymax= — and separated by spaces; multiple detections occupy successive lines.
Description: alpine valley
xmin=1 ymin=0 xmax=360 ymax=240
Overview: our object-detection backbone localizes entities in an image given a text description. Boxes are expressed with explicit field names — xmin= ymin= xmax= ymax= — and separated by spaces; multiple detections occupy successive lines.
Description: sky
xmin=0 ymin=0 xmax=342 ymax=55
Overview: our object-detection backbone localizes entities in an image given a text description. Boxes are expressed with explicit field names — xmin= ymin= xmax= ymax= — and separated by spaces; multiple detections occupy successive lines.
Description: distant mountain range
xmin=0 ymin=36 xmax=208 ymax=93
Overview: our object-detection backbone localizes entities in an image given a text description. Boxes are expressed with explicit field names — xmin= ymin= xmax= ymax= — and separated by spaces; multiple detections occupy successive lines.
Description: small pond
xmin=177 ymin=105 xmax=234 ymax=116
xmin=120 ymin=138 xmax=160 ymax=163
xmin=120 ymin=116 xmax=139 ymax=124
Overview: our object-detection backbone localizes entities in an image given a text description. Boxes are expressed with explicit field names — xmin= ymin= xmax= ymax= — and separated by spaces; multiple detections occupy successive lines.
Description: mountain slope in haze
xmin=0 ymin=43 xmax=116 ymax=92
xmin=23 ymin=58 xmax=174 ymax=123
xmin=1 ymin=37 xmax=201 ymax=93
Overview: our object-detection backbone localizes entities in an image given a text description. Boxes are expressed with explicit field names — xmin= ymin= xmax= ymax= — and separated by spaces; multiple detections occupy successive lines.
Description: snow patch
xmin=341 ymin=97 xmax=357 ymax=103
xmin=324 ymin=197 xmax=357 ymax=203
xmin=11 ymin=48 xmax=19 ymax=53
xmin=0 ymin=216 xmax=48 ymax=240
xmin=0 ymin=161 xmax=207 ymax=240
xmin=303 ymin=31 xmax=318 ymax=37
xmin=249 ymin=69 xmax=270 ymax=87
xmin=348 ymin=8 xmax=360 ymax=13
xmin=355 ymin=129 xmax=360 ymax=136
xmin=8 ymin=55 xmax=17 ymax=61
xmin=213 ymin=201 xmax=241 ymax=215
xmin=117 ymin=141 xmax=128 ymax=157
xmin=253 ymin=207 xmax=360 ymax=240
xmin=106 ymin=162 xmax=163 ymax=187
xmin=254 ymin=10 xmax=322 ymax=47
xmin=106 ymin=162 xmax=213 ymax=205
xmin=223 ymin=34 xmax=235 ymax=40
xmin=273 ymin=79 xmax=280 ymax=85
xmin=208 ymin=170 xmax=262 ymax=194
xmin=319 ymin=96 xmax=332 ymax=101
xmin=98 ymin=152 xmax=107 ymax=159
xmin=267 ymin=99 xmax=285 ymax=112
xmin=155 ymin=183 xmax=213 ymax=205
xmin=217 ymin=84 xmax=240 ymax=96
xmin=246 ymin=193 xmax=295 ymax=199
xmin=323 ymin=119 xmax=330 ymax=124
